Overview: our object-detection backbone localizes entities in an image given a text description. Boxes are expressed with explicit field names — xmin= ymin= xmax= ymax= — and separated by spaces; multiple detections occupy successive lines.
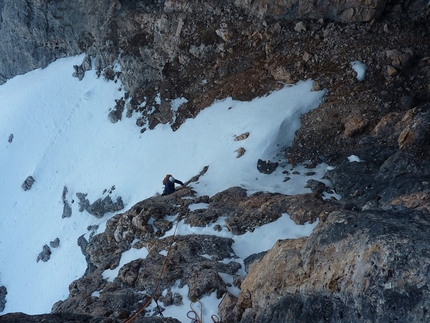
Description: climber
xmin=161 ymin=174 xmax=184 ymax=196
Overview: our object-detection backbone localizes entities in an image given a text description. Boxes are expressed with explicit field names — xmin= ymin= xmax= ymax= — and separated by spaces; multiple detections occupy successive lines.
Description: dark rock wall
xmin=0 ymin=0 xmax=427 ymax=102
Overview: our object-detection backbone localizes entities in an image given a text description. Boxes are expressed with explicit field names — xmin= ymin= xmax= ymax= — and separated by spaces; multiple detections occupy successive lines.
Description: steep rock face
xmin=229 ymin=209 xmax=430 ymax=323
xmin=0 ymin=0 xmax=121 ymax=83
xmin=51 ymin=178 xmax=332 ymax=320
xmin=233 ymin=0 xmax=427 ymax=22
xmin=321 ymin=107 xmax=430 ymax=210
xmin=0 ymin=1 xmax=428 ymax=130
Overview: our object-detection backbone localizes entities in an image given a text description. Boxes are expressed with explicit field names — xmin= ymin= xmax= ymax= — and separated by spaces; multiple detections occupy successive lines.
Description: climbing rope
xmin=186 ymin=300 xmax=225 ymax=323
xmin=123 ymin=199 xmax=185 ymax=323
xmin=187 ymin=300 xmax=203 ymax=323
xmin=211 ymin=314 xmax=222 ymax=322
xmin=124 ymin=196 xmax=224 ymax=323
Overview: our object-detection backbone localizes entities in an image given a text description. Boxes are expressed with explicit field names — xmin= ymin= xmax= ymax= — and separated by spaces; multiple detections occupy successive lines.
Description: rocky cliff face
xmin=0 ymin=0 xmax=429 ymax=322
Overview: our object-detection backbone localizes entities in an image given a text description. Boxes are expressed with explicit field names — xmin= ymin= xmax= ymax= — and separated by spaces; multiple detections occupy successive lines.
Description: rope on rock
xmin=187 ymin=300 xmax=203 ymax=323
xmin=123 ymin=199 xmax=186 ymax=323
xmin=186 ymin=300 xmax=224 ymax=323
xmin=124 ymin=194 xmax=224 ymax=323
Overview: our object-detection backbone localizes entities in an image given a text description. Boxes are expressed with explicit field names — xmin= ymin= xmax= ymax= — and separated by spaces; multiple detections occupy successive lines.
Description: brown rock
xmin=283 ymin=193 xmax=338 ymax=224
xmin=389 ymin=192 xmax=430 ymax=212
xmin=343 ymin=115 xmax=368 ymax=137
xmin=374 ymin=112 xmax=401 ymax=137
xmin=397 ymin=110 xmax=430 ymax=149
xmin=387 ymin=65 xmax=398 ymax=76
xmin=234 ymin=132 xmax=250 ymax=141
xmin=236 ymin=238 xmax=307 ymax=315
xmin=270 ymin=65 xmax=295 ymax=83
xmin=218 ymin=293 xmax=241 ymax=323
xmin=235 ymin=147 xmax=246 ymax=158
xmin=234 ymin=209 xmax=430 ymax=322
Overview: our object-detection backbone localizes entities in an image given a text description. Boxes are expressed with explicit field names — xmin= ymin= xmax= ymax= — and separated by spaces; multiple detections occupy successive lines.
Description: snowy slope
xmin=0 ymin=55 xmax=334 ymax=319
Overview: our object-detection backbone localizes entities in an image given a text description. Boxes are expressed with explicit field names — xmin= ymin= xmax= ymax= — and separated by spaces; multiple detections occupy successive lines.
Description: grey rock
xmin=153 ymin=219 xmax=173 ymax=232
xmin=7 ymin=134 xmax=13 ymax=143
xmin=77 ymin=234 xmax=88 ymax=258
xmin=108 ymin=98 xmax=125 ymax=123
xmin=21 ymin=176 xmax=35 ymax=191
xmin=50 ymin=238 xmax=60 ymax=248
xmin=305 ymin=179 xmax=330 ymax=194
xmin=294 ymin=21 xmax=307 ymax=32
xmin=0 ymin=285 xmax=6 ymax=312
xmin=62 ymin=200 xmax=72 ymax=218
xmin=72 ymin=54 xmax=92 ymax=80
xmin=76 ymin=192 xmax=124 ymax=218
xmin=257 ymin=159 xmax=278 ymax=174
xmin=324 ymin=146 xmax=430 ymax=209
xmin=76 ymin=192 xmax=91 ymax=212
xmin=86 ymin=196 xmax=124 ymax=218
xmin=235 ymin=0 xmax=428 ymax=22
xmin=36 ymin=244 xmax=51 ymax=263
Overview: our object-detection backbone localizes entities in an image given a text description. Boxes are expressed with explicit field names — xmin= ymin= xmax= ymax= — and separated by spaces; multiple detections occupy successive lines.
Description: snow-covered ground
xmin=0 ymin=54 xmax=339 ymax=320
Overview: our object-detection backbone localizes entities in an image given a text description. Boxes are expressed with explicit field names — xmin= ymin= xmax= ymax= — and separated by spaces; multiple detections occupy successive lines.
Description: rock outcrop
xmin=228 ymin=208 xmax=430 ymax=323
xmin=51 ymin=180 xmax=333 ymax=320
xmin=0 ymin=1 xmax=428 ymax=132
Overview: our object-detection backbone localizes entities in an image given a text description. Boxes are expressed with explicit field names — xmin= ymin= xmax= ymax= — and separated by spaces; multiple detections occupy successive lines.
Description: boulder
xmin=36 ymin=244 xmax=51 ymax=263
xmin=21 ymin=176 xmax=35 ymax=191
xmin=257 ymin=159 xmax=278 ymax=174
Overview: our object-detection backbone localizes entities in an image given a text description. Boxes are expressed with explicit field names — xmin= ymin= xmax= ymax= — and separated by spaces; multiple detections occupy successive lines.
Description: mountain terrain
xmin=0 ymin=0 xmax=429 ymax=322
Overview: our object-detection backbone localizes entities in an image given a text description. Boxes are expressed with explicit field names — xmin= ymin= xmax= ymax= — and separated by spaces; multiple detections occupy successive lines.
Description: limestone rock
xmin=269 ymin=65 xmax=295 ymax=83
xmin=218 ymin=293 xmax=241 ymax=323
xmin=234 ymin=209 xmax=430 ymax=322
